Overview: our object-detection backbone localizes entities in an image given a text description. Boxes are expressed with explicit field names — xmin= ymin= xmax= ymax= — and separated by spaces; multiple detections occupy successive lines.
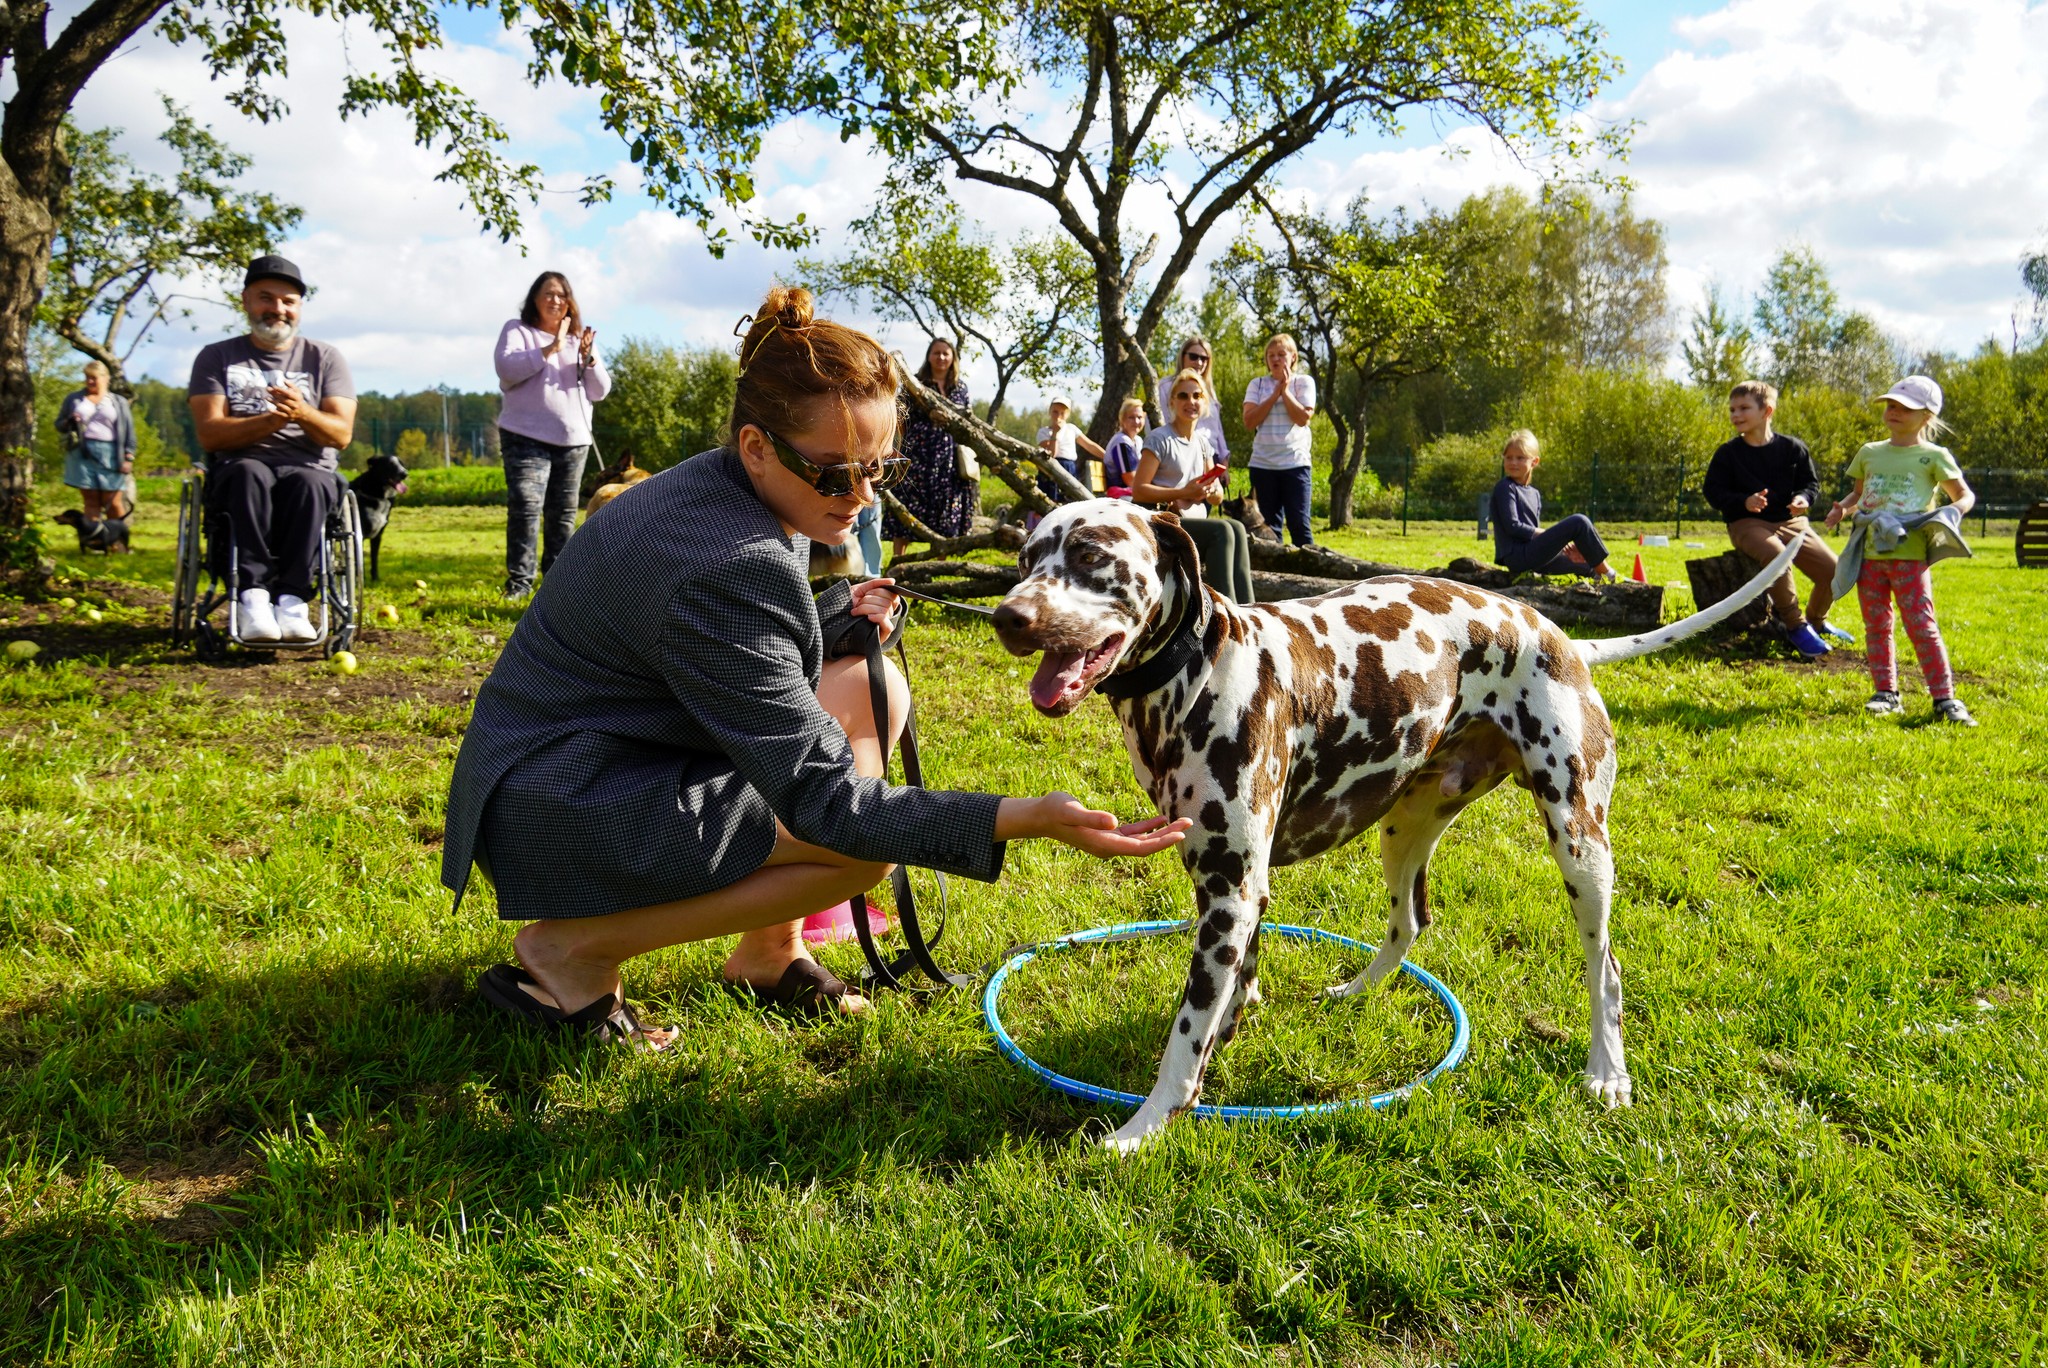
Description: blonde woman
xmin=1241 ymin=333 xmax=1317 ymax=545
xmin=55 ymin=360 xmax=136 ymax=521
xmin=1173 ymin=335 xmax=1231 ymax=472
xmin=1134 ymin=369 xmax=1254 ymax=603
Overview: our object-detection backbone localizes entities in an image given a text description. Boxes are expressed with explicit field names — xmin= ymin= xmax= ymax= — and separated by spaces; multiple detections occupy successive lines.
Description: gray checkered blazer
xmin=442 ymin=446 xmax=1007 ymax=919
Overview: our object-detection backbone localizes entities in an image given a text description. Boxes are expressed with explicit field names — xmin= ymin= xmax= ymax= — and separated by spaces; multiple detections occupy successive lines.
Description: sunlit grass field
xmin=2 ymin=486 xmax=2042 ymax=1364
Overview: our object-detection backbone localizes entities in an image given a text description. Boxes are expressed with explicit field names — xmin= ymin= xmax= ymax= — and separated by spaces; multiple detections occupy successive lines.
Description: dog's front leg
xmin=1104 ymin=830 xmax=1270 ymax=1155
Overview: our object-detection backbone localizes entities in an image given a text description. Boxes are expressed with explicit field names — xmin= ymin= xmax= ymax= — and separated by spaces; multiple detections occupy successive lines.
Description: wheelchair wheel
xmin=171 ymin=476 xmax=204 ymax=645
xmin=323 ymin=490 xmax=364 ymax=659
xmin=195 ymin=619 xmax=228 ymax=662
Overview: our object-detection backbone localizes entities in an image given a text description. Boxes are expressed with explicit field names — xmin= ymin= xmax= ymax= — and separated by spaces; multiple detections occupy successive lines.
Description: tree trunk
xmin=1684 ymin=550 xmax=1770 ymax=632
xmin=1327 ymin=402 xmax=1369 ymax=530
xmin=0 ymin=161 xmax=58 ymax=528
xmin=55 ymin=321 xmax=133 ymax=396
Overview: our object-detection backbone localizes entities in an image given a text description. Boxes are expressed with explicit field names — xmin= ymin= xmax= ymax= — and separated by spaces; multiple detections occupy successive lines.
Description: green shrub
xmin=396 ymin=466 xmax=508 ymax=507
xmin=1505 ymin=367 xmax=1726 ymax=521
xmin=1408 ymin=429 xmax=1508 ymax=519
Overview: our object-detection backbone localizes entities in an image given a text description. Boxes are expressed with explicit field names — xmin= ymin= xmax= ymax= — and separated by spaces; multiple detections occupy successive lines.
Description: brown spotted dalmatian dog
xmin=992 ymin=501 xmax=1800 ymax=1153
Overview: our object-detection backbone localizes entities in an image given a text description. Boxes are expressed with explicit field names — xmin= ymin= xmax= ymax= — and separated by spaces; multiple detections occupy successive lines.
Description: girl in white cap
xmin=1824 ymin=376 xmax=1978 ymax=725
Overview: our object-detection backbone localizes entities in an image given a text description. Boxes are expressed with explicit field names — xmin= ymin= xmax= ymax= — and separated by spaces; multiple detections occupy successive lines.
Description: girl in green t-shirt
xmin=1823 ymin=376 xmax=1977 ymax=726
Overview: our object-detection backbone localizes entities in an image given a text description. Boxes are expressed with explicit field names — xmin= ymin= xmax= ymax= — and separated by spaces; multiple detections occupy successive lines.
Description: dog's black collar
xmin=1097 ymin=572 xmax=1204 ymax=702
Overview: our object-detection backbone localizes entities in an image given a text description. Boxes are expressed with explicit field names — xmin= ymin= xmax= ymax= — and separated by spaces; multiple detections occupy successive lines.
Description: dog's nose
xmin=991 ymin=601 xmax=1034 ymax=636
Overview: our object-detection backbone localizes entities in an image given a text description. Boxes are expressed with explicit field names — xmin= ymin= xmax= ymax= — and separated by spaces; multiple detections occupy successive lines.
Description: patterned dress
xmin=885 ymin=380 xmax=975 ymax=540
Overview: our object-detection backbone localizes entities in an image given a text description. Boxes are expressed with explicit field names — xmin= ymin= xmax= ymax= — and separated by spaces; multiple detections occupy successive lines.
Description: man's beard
xmin=249 ymin=315 xmax=296 ymax=349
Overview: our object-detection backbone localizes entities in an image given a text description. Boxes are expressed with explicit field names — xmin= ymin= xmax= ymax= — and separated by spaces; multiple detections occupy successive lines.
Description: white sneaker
xmin=275 ymin=594 xmax=317 ymax=642
xmin=239 ymin=588 xmax=280 ymax=642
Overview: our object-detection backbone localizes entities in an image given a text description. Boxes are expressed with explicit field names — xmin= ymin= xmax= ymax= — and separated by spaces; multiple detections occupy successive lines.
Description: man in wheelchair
xmin=186 ymin=255 xmax=358 ymax=643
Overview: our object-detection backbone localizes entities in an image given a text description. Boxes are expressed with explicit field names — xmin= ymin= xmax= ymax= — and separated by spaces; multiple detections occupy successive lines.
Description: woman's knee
xmin=818 ymin=652 xmax=910 ymax=739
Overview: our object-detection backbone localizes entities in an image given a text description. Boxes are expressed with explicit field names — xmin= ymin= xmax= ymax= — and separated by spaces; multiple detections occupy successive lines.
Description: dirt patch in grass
xmin=117 ymin=1150 xmax=257 ymax=1245
xmin=3 ymin=576 xmax=481 ymax=716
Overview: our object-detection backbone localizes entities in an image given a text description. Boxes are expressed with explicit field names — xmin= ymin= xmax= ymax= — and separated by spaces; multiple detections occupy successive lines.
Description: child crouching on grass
xmin=1824 ymin=375 xmax=1978 ymax=726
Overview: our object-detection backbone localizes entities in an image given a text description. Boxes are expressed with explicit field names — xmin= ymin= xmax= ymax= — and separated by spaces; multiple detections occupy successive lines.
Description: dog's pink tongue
xmin=1030 ymin=650 xmax=1087 ymax=708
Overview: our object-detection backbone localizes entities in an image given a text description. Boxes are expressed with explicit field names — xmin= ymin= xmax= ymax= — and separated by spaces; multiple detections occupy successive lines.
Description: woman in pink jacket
xmin=495 ymin=271 xmax=611 ymax=598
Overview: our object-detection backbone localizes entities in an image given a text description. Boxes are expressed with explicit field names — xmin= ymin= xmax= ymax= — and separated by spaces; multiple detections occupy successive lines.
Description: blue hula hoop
xmin=982 ymin=920 xmax=1469 ymax=1121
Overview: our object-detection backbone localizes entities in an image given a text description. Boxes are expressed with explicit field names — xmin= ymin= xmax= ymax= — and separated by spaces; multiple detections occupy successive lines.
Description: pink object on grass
xmin=801 ymin=898 xmax=891 ymax=945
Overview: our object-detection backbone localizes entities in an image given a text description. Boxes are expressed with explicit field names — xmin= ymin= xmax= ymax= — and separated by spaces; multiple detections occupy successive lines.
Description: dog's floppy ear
xmin=1146 ymin=511 xmax=1210 ymax=629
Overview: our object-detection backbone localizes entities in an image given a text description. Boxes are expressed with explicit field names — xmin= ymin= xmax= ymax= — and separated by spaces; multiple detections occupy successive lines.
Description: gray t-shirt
xmin=189 ymin=334 xmax=356 ymax=469
xmin=1141 ymin=425 xmax=1216 ymax=518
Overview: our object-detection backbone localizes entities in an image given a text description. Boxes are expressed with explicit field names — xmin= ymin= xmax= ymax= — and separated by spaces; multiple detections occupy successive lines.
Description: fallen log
xmin=890 ymin=356 xmax=1092 ymax=511
xmin=885 ymin=556 xmax=1663 ymax=630
xmin=887 ymin=559 xmax=1022 ymax=602
xmin=1252 ymin=572 xmax=1664 ymax=631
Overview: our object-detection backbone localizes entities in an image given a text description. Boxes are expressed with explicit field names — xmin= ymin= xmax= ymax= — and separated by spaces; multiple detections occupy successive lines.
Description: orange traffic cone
xmin=1630 ymin=553 xmax=1647 ymax=583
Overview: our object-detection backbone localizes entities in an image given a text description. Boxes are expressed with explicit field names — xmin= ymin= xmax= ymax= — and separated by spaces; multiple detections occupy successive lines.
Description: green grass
xmin=2 ymin=491 xmax=2043 ymax=1365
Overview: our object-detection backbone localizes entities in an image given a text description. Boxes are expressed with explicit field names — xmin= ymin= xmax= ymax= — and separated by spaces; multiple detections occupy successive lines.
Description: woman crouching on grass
xmin=442 ymin=285 xmax=1189 ymax=1045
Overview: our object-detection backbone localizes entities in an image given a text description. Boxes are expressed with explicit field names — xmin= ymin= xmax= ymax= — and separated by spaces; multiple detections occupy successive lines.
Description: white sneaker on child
xmin=239 ymin=588 xmax=280 ymax=642
xmin=275 ymin=594 xmax=317 ymax=642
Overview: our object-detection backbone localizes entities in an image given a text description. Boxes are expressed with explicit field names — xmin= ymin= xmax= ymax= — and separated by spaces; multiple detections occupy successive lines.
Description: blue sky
xmin=54 ymin=0 xmax=2048 ymax=401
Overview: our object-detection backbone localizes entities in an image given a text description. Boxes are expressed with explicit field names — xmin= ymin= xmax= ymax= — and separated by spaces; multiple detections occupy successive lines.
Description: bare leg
xmin=511 ymin=654 xmax=912 ymax=1024
xmin=81 ymin=489 xmax=108 ymax=520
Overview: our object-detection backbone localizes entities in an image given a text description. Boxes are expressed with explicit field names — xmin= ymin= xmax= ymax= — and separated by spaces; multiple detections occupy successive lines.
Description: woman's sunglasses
xmin=757 ymin=425 xmax=909 ymax=498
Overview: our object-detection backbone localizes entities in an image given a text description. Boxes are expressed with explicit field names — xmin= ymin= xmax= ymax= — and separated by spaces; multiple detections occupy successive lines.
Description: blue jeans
xmin=852 ymin=501 xmax=882 ymax=576
xmin=1250 ymin=465 xmax=1315 ymax=545
xmin=1498 ymin=514 xmax=1607 ymax=576
xmin=502 ymin=429 xmax=589 ymax=595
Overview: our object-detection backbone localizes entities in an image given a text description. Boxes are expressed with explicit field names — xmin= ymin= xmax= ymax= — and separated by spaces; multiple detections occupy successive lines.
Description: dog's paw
xmin=1242 ymin=977 xmax=1262 ymax=1008
xmin=1584 ymin=1070 xmax=1633 ymax=1109
xmin=1101 ymin=1103 xmax=1181 ymax=1154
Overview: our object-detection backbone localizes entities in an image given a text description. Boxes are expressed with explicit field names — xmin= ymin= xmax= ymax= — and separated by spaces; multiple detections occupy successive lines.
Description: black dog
xmin=53 ymin=508 xmax=130 ymax=554
xmin=349 ymin=455 xmax=409 ymax=582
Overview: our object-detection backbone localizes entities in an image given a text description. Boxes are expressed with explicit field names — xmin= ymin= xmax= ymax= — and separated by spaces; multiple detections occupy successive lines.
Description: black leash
xmin=823 ymin=590 xmax=980 ymax=993
xmin=886 ymin=582 xmax=996 ymax=616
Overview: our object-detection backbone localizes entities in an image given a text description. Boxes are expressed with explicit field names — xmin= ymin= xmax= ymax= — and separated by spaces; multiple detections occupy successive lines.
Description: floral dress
xmin=885 ymin=381 xmax=975 ymax=540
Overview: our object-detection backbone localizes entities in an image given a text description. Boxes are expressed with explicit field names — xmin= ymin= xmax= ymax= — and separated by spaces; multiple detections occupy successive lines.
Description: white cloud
xmin=1619 ymin=0 xmax=2048 ymax=353
xmin=1304 ymin=0 xmax=2048 ymax=359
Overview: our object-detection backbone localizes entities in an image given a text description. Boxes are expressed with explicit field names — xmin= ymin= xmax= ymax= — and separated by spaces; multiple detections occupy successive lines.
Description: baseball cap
xmin=1047 ymin=393 xmax=1072 ymax=410
xmin=1877 ymin=375 xmax=1942 ymax=414
xmin=244 ymin=254 xmax=308 ymax=294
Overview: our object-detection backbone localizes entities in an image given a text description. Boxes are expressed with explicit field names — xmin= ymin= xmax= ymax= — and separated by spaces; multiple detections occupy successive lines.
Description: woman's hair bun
xmin=730 ymin=281 xmax=899 ymax=446
xmin=760 ymin=284 xmax=815 ymax=332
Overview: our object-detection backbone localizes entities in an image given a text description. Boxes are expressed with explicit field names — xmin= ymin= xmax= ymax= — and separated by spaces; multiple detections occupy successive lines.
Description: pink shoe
xmin=801 ymin=897 xmax=891 ymax=945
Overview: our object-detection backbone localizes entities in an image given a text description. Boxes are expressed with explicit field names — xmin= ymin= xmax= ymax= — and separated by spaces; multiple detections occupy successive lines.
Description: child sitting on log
xmin=1488 ymin=430 xmax=1617 ymax=580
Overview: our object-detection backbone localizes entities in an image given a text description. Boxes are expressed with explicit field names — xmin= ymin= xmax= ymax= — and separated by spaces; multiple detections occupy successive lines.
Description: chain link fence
xmin=1372 ymin=452 xmax=2046 ymax=539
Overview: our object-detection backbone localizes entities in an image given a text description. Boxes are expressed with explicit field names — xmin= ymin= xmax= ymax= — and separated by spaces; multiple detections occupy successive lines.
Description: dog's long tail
xmin=1575 ymin=531 xmax=1803 ymax=667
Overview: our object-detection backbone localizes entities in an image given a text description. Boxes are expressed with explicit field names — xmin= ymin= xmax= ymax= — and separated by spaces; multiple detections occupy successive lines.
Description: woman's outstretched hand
xmin=997 ymin=793 xmax=1192 ymax=858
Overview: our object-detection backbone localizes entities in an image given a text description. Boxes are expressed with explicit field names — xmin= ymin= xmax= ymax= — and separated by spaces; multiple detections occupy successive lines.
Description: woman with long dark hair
xmin=446 ymin=285 xmax=1187 ymax=1039
xmin=884 ymin=336 xmax=975 ymax=560
xmin=495 ymin=271 xmax=610 ymax=598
